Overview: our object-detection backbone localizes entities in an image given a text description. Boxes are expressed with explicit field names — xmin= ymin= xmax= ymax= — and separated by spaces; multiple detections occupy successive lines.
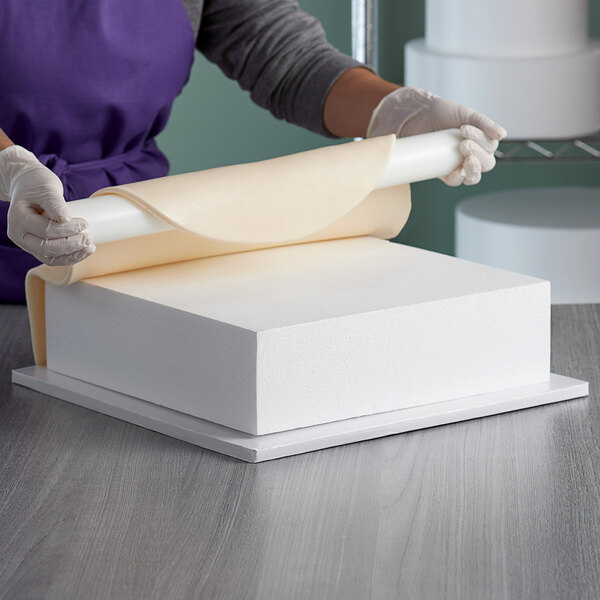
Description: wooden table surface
xmin=0 ymin=303 xmax=599 ymax=600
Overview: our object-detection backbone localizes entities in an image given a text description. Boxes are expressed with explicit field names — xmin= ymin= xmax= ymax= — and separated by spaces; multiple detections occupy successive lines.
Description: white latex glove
xmin=0 ymin=145 xmax=95 ymax=265
xmin=366 ymin=87 xmax=507 ymax=186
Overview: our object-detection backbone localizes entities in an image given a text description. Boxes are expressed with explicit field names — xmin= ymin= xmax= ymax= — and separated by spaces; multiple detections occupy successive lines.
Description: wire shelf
xmin=495 ymin=131 xmax=600 ymax=163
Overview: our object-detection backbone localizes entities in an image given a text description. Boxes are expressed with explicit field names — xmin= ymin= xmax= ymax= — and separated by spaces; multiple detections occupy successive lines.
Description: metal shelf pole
xmin=351 ymin=0 xmax=378 ymax=71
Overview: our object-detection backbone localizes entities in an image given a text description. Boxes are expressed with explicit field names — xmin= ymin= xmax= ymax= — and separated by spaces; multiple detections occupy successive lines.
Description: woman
xmin=0 ymin=0 xmax=505 ymax=303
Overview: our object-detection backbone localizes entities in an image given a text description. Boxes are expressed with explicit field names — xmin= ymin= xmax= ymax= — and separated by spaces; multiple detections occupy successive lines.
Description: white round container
xmin=405 ymin=39 xmax=600 ymax=139
xmin=425 ymin=0 xmax=589 ymax=58
xmin=455 ymin=187 xmax=600 ymax=304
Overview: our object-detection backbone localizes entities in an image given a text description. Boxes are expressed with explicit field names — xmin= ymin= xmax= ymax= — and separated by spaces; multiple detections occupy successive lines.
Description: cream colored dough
xmin=25 ymin=135 xmax=412 ymax=365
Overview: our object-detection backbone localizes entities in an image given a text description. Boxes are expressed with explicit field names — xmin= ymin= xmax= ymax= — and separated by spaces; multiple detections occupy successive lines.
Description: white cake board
xmin=12 ymin=366 xmax=588 ymax=463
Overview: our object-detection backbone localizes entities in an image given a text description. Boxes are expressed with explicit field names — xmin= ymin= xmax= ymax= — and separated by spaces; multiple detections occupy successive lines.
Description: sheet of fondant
xmin=26 ymin=135 xmax=412 ymax=365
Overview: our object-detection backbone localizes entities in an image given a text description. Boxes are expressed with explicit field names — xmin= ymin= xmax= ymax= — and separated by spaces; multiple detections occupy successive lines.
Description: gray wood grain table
xmin=0 ymin=304 xmax=599 ymax=600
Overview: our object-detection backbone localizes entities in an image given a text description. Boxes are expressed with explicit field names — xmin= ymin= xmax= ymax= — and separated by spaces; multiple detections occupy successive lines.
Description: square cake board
xmin=12 ymin=366 xmax=588 ymax=463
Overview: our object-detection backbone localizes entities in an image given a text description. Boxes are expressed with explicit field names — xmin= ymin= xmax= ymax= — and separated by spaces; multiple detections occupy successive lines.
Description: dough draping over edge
xmin=25 ymin=135 xmax=412 ymax=364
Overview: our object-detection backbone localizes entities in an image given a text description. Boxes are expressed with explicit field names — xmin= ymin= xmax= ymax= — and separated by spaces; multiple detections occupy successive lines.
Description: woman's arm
xmin=197 ymin=0 xmax=363 ymax=136
xmin=323 ymin=68 xmax=400 ymax=138
xmin=0 ymin=128 xmax=14 ymax=151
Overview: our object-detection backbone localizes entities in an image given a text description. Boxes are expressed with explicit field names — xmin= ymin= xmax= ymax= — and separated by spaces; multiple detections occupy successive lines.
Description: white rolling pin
xmin=69 ymin=129 xmax=463 ymax=245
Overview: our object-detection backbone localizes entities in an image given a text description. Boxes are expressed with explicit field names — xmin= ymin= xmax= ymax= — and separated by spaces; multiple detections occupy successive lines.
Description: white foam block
xmin=405 ymin=39 xmax=600 ymax=139
xmin=44 ymin=238 xmax=551 ymax=436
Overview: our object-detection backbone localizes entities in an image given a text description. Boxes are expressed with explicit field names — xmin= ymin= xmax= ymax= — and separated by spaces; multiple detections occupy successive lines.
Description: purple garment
xmin=0 ymin=0 xmax=195 ymax=302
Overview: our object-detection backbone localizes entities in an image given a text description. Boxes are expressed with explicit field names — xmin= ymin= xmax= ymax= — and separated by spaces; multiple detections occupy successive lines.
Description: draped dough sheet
xmin=26 ymin=134 xmax=411 ymax=365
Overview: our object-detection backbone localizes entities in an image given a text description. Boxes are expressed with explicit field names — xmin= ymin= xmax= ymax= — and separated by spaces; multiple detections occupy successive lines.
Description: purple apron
xmin=0 ymin=0 xmax=196 ymax=302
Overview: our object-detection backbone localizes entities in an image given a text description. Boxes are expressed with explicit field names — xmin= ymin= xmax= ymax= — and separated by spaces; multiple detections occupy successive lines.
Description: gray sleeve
xmin=196 ymin=0 xmax=365 ymax=137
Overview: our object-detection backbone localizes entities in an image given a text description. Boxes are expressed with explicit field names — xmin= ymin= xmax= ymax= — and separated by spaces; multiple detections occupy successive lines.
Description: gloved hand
xmin=0 ymin=145 xmax=95 ymax=265
xmin=366 ymin=87 xmax=507 ymax=186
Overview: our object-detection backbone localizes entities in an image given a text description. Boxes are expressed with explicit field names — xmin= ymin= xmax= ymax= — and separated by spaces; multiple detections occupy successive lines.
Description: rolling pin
xmin=68 ymin=128 xmax=463 ymax=245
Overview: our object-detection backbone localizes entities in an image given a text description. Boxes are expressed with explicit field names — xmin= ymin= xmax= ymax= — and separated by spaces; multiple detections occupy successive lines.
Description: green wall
xmin=157 ymin=0 xmax=600 ymax=256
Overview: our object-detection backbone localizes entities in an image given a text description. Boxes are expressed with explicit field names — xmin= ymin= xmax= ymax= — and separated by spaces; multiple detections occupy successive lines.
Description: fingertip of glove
xmin=67 ymin=244 xmax=96 ymax=266
xmin=69 ymin=217 xmax=88 ymax=232
xmin=490 ymin=128 xmax=507 ymax=142
xmin=486 ymin=120 xmax=508 ymax=141
xmin=49 ymin=209 xmax=72 ymax=224
xmin=442 ymin=168 xmax=465 ymax=187
xmin=77 ymin=244 xmax=96 ymax=263
xmin=444 ymin=178 xmax=463 ymax=188
xmin=464 ymin=174 xmax=482 ymax=186
xmin=459 ymin=139 xmax=474 ymax=156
